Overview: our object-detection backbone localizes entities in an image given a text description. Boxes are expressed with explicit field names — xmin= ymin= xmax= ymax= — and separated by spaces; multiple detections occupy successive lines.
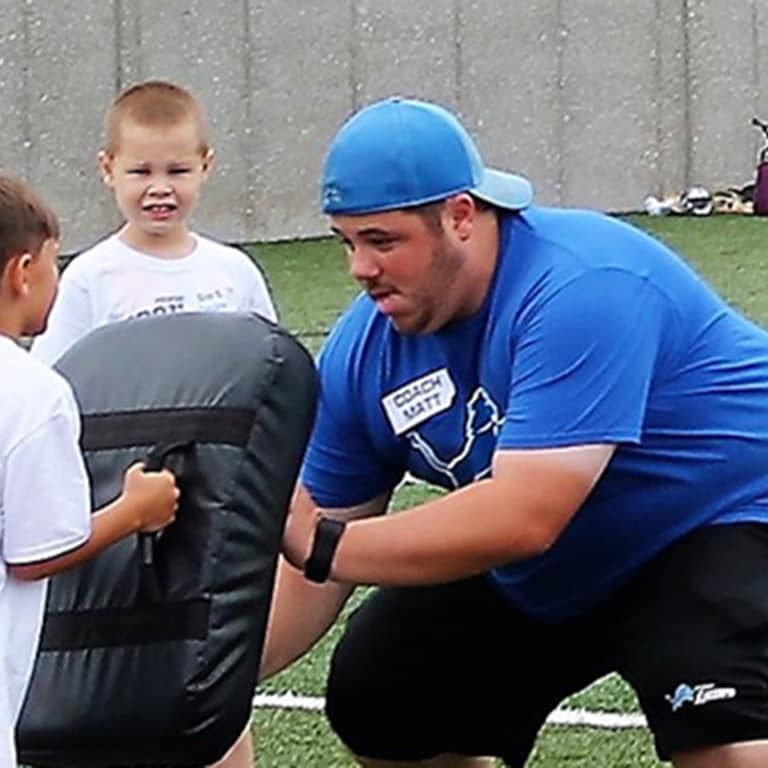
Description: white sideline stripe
xmin=546 ymin=708 xmax=647 ymax=729
xmin=252 ymin=693 xmax=648 ymax=730
xmin=254 ymin=692 xmax=324 ymax=711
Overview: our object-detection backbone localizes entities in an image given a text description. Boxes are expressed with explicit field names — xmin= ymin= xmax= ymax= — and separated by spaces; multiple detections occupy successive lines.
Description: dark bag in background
xmin=17 ymin=312 xmax=317 ymax=767
xmin=752 ymin=117 xmax=768 ymax=215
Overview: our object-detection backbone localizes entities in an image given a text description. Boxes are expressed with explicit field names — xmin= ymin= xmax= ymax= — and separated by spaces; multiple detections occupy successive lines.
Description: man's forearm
xmin=259 ymin=556 xmax=353 ymax=680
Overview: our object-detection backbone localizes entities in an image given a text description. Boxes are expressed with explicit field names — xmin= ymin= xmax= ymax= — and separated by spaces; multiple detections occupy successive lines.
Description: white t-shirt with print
xmin=0 ymin=336 xmax=90 ymax=767
xmin=31 ymin=233 xmax=278 ymax=365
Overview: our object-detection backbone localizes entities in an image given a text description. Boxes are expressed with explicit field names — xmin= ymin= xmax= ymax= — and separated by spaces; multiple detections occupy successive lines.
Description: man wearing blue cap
xmin=264 ymin=98 xmax=768 ymax=767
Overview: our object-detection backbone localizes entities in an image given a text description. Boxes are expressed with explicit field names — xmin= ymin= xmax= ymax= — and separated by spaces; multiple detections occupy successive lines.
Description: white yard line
xmin=252 ymin=692 xmax=648 ymax=730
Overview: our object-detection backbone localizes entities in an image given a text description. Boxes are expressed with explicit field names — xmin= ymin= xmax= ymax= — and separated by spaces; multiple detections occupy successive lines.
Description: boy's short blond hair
xmin=0 ymin=175 xmax=59 ymax=272
xmin=104 ymin=80 xmax=210 ymax=154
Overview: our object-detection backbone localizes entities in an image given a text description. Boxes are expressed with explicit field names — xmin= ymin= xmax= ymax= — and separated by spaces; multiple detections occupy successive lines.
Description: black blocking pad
xmin=17 ymin=312 xmax=317 ymax=767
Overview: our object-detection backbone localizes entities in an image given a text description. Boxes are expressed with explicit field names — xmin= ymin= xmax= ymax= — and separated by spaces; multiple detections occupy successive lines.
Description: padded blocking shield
xmin=17 ymin=312 xmax=317 ymax=767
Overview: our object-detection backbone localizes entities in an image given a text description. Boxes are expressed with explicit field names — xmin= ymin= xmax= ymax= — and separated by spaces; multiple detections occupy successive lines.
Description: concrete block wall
xmin=0 ymin=0 xmax=764 ymax=250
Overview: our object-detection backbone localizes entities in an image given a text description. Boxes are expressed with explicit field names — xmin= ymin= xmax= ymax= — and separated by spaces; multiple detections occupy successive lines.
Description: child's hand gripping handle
xmin=139 ymin=446 xmax=168 ymax=567
xmin=137 ymin=441 xmax=191 ymax=602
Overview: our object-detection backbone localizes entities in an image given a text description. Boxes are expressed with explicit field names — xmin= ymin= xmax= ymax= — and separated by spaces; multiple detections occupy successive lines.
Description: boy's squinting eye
xmin=127 ymin=168 xmax=150 ymax=176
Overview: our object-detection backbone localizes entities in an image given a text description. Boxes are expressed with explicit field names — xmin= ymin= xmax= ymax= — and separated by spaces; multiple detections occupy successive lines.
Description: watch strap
xmin=304 ymin=516 xmax=346 ymax=583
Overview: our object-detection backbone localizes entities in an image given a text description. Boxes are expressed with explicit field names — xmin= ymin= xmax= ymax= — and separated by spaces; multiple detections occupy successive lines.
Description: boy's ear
xmin=98 ymin=149 xmax=115 ymax=186
xmin=201 ymin=149 xmax=215 ymax=177
xmin=1 ymin=253 xmax=32 ymax=297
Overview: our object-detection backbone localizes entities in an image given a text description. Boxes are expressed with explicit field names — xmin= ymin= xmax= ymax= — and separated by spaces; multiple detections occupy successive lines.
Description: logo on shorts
xmin=665 ymin=682 xmax=737 ymax=712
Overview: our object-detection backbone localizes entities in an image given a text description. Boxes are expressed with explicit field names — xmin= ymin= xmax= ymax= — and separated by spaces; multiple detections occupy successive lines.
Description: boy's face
xmin=99 ymin=117 xmax=213 ymax=253
xmin=21 ymin=237 xmax=60 ymax=336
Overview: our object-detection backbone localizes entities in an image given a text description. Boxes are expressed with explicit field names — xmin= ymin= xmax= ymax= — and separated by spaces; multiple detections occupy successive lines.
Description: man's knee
xmin=672 ymin=740 xmax=768 ymax=768
xmin=325 ymin=637 xmax=394 ymax=757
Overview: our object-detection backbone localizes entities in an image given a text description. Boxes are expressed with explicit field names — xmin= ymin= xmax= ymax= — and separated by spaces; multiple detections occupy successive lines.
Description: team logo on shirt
xmin=383 ymin=372 xmax=504 ymax=489
xmin=407 ymin=387 xmax=504 ymax=488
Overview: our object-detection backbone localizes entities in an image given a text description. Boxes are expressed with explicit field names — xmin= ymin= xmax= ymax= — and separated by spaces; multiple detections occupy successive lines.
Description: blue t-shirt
xmin=302 ymin=206 xmax=768 ymax=620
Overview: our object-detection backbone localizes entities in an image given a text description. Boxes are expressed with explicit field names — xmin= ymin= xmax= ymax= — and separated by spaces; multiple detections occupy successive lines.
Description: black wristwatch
xmin=304 ymin=517 xmax=346 ymax=583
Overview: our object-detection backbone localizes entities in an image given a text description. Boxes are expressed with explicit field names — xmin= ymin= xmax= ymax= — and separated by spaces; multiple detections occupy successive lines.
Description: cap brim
xmin=472 ymin=168 xmax=533 ymax=211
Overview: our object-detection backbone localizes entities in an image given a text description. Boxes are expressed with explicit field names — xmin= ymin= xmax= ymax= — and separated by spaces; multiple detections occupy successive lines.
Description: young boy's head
xmin=0 ymin=175 xmax=60 ymax=339
xmin=98 ymin=80 xmax=214 ymax=256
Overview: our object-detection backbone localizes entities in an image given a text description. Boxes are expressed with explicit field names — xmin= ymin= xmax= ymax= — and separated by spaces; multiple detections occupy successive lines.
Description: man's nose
xmin=348 ymin=246 xmax=381 ymax=281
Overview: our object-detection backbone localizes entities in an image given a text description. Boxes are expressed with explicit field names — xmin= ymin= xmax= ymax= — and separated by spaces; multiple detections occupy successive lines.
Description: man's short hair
xmin=0 ymin=175 xmax=59 ymax=272
xmin=407 ymin=200 xmax=445 ymax=233
xmin=407 ymin=195 xmax=494 ymax=234
xmin=104 ymin=80 xmax=210 ymax=154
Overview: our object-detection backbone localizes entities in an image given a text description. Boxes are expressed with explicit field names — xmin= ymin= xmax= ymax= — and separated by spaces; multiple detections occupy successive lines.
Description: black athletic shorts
xmin=325 ymin=523 xmax=768 ymax=766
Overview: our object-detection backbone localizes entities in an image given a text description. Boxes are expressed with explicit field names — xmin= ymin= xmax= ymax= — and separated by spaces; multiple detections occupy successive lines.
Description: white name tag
xmin=382 ymin=369 xmax=456 ymax=435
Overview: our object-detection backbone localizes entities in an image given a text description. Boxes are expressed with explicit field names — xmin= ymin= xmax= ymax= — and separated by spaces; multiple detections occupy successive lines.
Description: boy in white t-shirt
xmin=33 ymin=80 xmax=276 ymax=768
xmin=32 ymin=80 xmax=277 ymax=365
xmin=0 ymin=175 xmax=179 ymax=767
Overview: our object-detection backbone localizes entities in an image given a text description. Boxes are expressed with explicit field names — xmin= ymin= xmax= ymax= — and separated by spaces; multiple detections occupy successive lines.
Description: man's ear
xmin=445 ymin=193 xmax=477 ymax=242
xmin=98 ymin=150 xmax=115 ymax=187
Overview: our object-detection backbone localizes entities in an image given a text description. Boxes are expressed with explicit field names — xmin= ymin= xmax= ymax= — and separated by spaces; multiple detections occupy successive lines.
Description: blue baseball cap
xmin=321 ymin=97 xmax=533 ymax=215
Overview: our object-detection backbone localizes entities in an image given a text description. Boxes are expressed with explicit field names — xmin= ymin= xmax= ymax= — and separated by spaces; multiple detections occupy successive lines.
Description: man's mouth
xmin=369 ymin=288 xmax=401 ymax=315
xmin=368 ymin=286 xmax=392 ymax=301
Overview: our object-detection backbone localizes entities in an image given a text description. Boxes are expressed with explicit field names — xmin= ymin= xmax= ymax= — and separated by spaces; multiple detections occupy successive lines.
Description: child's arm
xmin=250 ymin=270 xmax=279 ymax=323
xmin=236 ymin=248 xmax=279 ymax=323
xmin=4 ymin=384 xmax=179 ymax=582
xmin=8 ymin=463 xmax=178 ymax=581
